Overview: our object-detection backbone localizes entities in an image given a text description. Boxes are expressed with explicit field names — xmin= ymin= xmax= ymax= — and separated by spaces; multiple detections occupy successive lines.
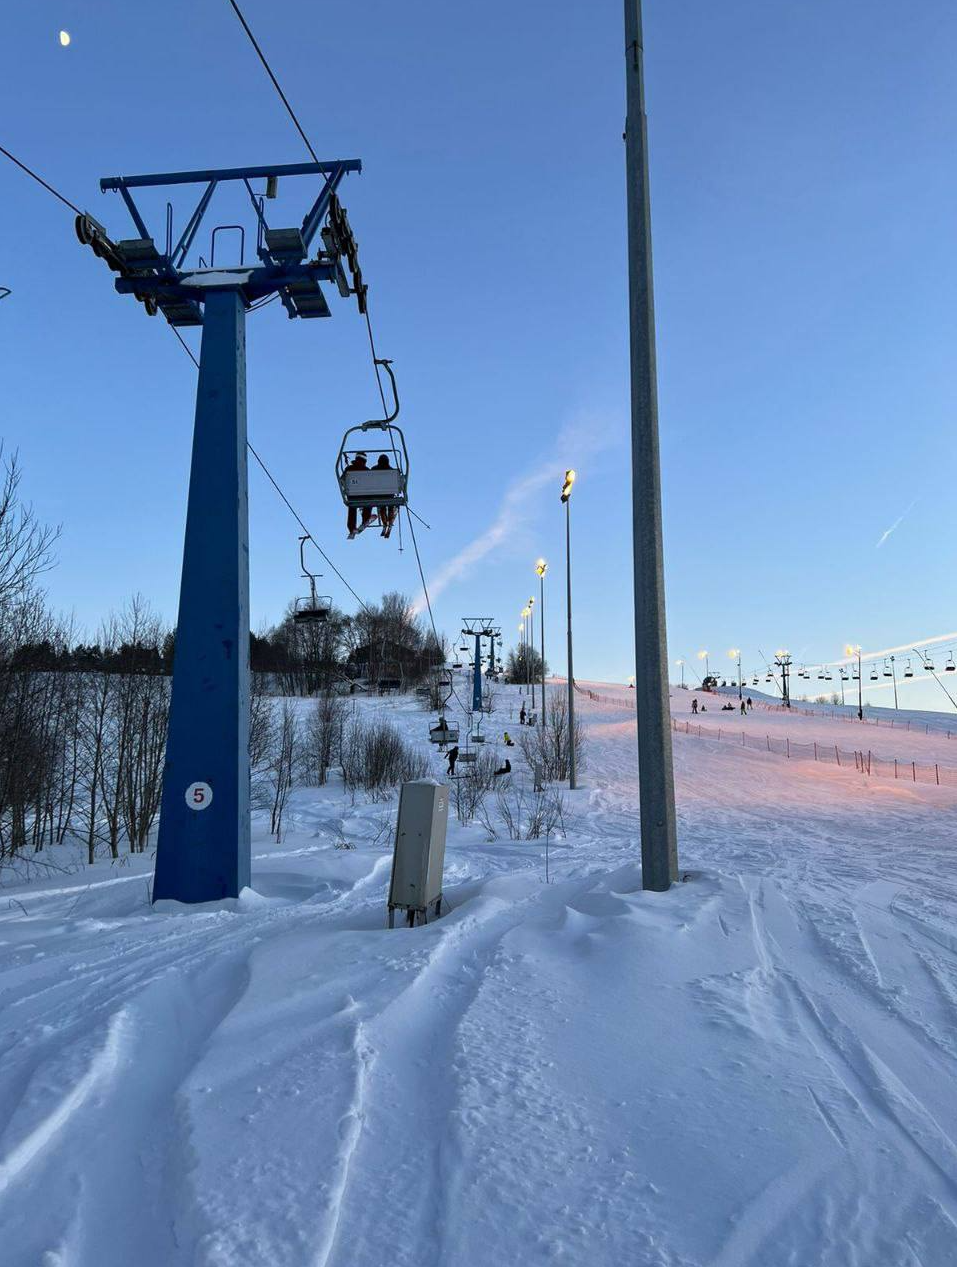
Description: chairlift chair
xmin=946 ymin=652 xmax=956 ymax=673
xmin=883 ymin=664 xmax=892 ymax=677
xmin=903 ymin=659 xmax=914 ymax=679
xmin=293 ymin=535 xmax=333 ymax=624
xmin=457 ymin=750 xmax=478 ymax=765
xmin=869 ymin=667 xmax=879 ymax=681
xmin=922 ymin=654 xmax=935 ymax=672
xmin=429 ymin=717 xmax=460 ymax=746
xmin=336 ymin=360 xmax=409 ymax=539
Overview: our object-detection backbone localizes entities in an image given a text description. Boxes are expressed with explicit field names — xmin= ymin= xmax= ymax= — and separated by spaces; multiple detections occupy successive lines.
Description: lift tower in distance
xmin=78 ymin=160 xmax=365 ymax=902
xmin=461 ymin=617 xmax=496 ymax=713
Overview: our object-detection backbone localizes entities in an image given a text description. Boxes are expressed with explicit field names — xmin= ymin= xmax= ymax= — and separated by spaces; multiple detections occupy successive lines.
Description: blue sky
xmin=0 ymin=0 xmax=955 ymax=710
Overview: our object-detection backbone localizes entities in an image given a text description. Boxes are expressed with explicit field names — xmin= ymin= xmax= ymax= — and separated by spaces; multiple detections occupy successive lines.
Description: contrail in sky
xmin=875 ymin=498 xmax=917 ymax=548
xmin=411 ymin=416 xmax=617 ymax=615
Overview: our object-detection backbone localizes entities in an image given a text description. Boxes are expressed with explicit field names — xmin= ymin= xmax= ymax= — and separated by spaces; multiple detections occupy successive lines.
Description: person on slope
xmin=747 ymin=696 xmax=753 ymax=710
xmin=446 ymin=745 xmax=459 ymax=776
xmin=503 ymin=731 xmax=515 ymax=747
xmin=494 ymin=758 xmax=512 ymax=777
xmin=520 ymin=703 xmax=527 ymax=725
xmin=344 ymin=453 xmax=375 ymax=538
xmin=740 ymin=700 xmax=747 ymax=716
xmin=691 ymin=698 xmax=699 ymax=714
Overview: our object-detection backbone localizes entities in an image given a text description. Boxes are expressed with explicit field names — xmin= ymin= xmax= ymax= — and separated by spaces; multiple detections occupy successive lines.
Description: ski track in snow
xmin=0 ymin=683 xmax=954 ymax=1266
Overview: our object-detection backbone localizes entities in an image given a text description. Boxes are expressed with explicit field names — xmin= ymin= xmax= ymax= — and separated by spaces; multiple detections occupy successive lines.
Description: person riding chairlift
xmin=344 ymin=453 xmax=375 ymax=539
xmin=374 ymin=454 xmax=397 ymax=538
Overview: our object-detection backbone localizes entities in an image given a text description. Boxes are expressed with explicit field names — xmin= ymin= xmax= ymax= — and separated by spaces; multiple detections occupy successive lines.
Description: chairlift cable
xmin=167 ymin=328 xmax=374 ymax=616
xmin=224 ymin=0 xmax=321 ymax=164
xmin=0 ymin=143 xmax=82 ymax=215
xmin=223 ymin=0 xmax=390 ymax=425
xmin=910 ymin=647 xmax=957 ymax=709
xmin=0 ymin=137 xmax=375 ymax=626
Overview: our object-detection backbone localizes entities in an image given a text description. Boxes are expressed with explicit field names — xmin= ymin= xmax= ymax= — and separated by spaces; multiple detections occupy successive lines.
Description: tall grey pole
xmin=891 ymin=656 xmax=898 ymax=710
xmin=624 ymin=0 xmax=677 ymax=889
xmin=539 ymin=573 xmax=547 ymax=726
xmin=857 ymin=650 xmax=863 ymax=721
xmin=565 ymin=496 xmax=577 ymax=789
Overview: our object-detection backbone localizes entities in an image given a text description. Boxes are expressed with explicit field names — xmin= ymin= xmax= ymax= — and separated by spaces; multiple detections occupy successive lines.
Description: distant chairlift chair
xmin=293 ymin=535 xmax=333 ymax=625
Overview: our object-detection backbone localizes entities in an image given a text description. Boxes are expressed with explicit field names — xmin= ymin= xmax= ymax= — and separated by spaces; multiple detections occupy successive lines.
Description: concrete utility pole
xmin=624 ymin=0 xmax=678 ymax=890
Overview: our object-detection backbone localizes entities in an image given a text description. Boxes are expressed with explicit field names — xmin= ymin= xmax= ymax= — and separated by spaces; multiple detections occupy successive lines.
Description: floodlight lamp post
xmin=560 ymin=470 xmax=577 ymax=789
xmin=697 ymin=649 xmax=709 ymax=685
xmin=536 ymin=560 xmax=547 ymax=725
xmin=846 ymin=644 xmax=863 ymax=720
xmin=528 ymin=596 xmax=536 ymax=699
xmin=675 ymin=658 xmax=684 ymax=689
xmin=728 ymin=648 xmax=742 ymax=701
xmin=888 ymin=655 xmax=899 ymax=710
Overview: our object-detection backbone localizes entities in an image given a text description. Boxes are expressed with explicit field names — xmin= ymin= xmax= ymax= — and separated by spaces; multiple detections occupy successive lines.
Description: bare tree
xmin=518 ymin=688 xmax=584 ymax=783
xmin=0 ymin=446 xmax=59 ymax=610
xmin=267 ymin=699 xmax=301 ymax=840
xmin=303 ymin=691 xmax=347 ymax=786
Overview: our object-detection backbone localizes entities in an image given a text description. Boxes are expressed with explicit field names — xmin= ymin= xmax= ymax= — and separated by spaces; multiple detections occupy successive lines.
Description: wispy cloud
xmin=875 ymin=498 xmax=917 ymax=548
xmin=411 ymin=413 xmax=619 ymax=615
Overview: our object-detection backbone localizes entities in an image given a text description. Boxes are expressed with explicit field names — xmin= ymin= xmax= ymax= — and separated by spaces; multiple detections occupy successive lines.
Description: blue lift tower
xmin=461 ymin=617 xmax=496 ymax=713
xmin=78 ymin=160 xmax=364 ymax=902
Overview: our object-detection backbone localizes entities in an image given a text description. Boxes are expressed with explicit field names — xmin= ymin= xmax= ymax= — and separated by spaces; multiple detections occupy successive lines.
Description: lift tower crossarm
xmin=83 ymin=159 xmax=364 ymax=327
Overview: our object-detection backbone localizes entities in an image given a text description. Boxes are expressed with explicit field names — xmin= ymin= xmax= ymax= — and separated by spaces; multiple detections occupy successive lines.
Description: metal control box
xmin=388 ymin=780 xmax=449 ymax=927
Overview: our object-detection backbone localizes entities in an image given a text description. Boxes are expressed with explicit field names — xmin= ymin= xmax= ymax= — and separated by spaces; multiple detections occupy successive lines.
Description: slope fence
xmin=669 ymin=719 xmax=956 ymax=787
xmin=569 ymin=683 xmax=956 ymax=787
xmin=742 ymin=697 xmax=955 ymax=738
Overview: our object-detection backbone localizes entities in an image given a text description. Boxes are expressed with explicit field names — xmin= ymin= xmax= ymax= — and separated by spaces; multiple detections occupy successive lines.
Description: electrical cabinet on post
xmin=388 ymin=780 xmax=449 ymax=927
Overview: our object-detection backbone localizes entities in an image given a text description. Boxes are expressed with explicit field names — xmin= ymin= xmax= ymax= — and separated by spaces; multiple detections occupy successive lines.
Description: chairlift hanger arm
xmin=358 ymin=360 xmax=399 ymax=427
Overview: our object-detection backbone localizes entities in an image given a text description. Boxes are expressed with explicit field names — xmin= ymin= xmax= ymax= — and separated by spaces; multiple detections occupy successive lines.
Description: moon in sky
xmin=59 ymin=30 xmax=71 ymax=47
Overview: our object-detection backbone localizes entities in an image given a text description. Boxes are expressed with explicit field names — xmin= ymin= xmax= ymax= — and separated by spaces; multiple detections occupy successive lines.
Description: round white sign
xmin=185 ymin=781 xmax=213 ymax=811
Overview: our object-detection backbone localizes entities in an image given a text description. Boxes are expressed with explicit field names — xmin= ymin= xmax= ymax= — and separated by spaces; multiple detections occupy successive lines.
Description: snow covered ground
xmin=0 ymin=682 xmax=955 ymax=1266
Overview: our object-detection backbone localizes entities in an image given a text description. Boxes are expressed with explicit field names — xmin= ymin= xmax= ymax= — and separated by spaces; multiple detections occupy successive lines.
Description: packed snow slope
xmin=0 ymin=682 xmax=955 ymax=1267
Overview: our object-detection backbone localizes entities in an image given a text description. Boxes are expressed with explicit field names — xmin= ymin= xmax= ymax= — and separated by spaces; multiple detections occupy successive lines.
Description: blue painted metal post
xmin=153 ymin=289 xmax=251 ymax=902
xmin=472 ymin=633 xmax=483 ymax=713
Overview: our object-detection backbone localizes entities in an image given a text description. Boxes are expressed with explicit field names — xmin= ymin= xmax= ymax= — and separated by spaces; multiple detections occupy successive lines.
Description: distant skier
xmin=519 ymin=703 xmax=527 ymax=725
xmin=747 ymin=697 xmax=753 ymax=710
xmin=691 ymin=698 xmax=699 ymax=714
xmin=740 ymin=700 xmax=747 ymax=716
xmin=446 ymin=745 xmax=459 ymax=776
xmin=503 ymin=731 xmax=515 ymax=746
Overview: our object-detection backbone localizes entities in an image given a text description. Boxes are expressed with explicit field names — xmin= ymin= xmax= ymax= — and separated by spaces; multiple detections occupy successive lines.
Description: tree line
xmin=0 ymin=447 xmax=442 ymax=872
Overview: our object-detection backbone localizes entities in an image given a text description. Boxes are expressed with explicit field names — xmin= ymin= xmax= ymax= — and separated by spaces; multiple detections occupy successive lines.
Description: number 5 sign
xmin=185 ymin=781 xmax=213 ymax=811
